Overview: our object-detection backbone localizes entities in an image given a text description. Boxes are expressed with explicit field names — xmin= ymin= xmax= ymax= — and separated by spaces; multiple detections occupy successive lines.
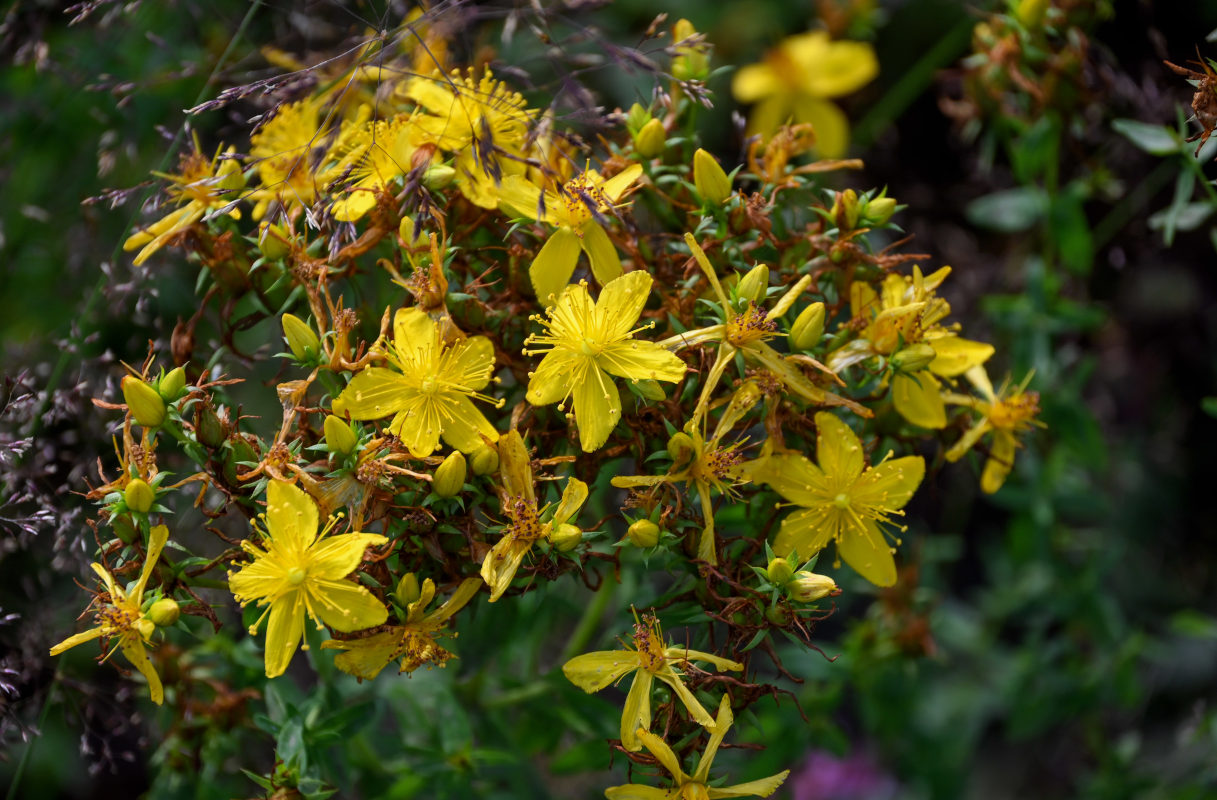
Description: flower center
xmin=579 ymin=337 xmax=601 ymax=357
xmin=833 ymin=493 xmax=851 ymax=510
xmin=287 ymin=567 xmax=307 ymax=585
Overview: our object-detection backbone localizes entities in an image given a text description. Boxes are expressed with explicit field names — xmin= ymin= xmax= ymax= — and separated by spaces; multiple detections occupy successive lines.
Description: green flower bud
xmin=891 ymin=343 xmax=937 ymax=373
xmin=258 ymin=222 xmax=292 ymax=261
xmin=633 ymin=118 xmax=666 ymax=158
xmin=672 ymin=19 xmax=710 ymax=81
xmin=323 ymin=415 xmax=358 ymax=459
xmin=626 ymin=103 xmax=652 ymax=135
xmin=281 ymin=313 xmax=320 ymax=362
xmin=194 ymin=402 xmax=226 ymax=449
xmin=396 ymin=572 xmax=421 ymax=606
xmin=124 ymin=478 xmax=155 ymax=514
xmin=865 ymin=196 xmax=897 ymax=226
xmin=693 ymin=148 xmax=731 ymax=205
xmin=112 ymin=515 xmax=139 ymax=545
xmin=433 ymin=451 xmax=467 ymax=498
xmin=766 ymin=557 xmax=795 ymax=586
xmin=550 ymin=523 xmax=583 ymax=552
xmin=788 ymin=302 xmax=826 ymax=351
xmin=470 ymin=444 xmax=500 ymax=476
xmin=1015 ymin=0 xmax=1050 ymax=28
xmin=832 ymin=189 xmax=861 ymax=230
xmin=222 ymin=436 xmax=258 ymax=486
xmin=424 ymin=164 xmax=456 ymax=190
xmin=627 ymin=519 xmax=660 ymax=548
xmin=147 ymin=597 xmax=180 ymax=627
xmin=787 ymin=571 xmax=838 ymax=603
xmin=158 ymin=366 xmax=186 ymax=401
xmin=121 ymin=376 xmax=166 ymax=428
xmin=736 ymin=264 xmax=770 ymax=304
xmin=666 ymin=431 xmax=695 ymax=464
xmin=764 ymin=604 xmax=791 ymax=626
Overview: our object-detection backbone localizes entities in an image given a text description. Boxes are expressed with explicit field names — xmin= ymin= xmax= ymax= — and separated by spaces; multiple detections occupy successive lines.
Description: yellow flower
xmin=228 ymin=481 xmax=389 ymax=678
xmin=562 ymin=614 xmax=743 ymax=752
xmin=758 ymin=412 xmax=924 ymax=587
xmin=480 ymin=430 xmax=587 ymax=601
xmin=332 ymin=308 xmax=501 ymax=458
xmin=827 ymin=266 xmax=994 ymax=429
xmin=330 ymin=113 xmax=435 ymax=222
xmin=732 ymin=31 xmax=878 ymax=158
xmin=605 ymin=695 xmax=790 ymax=798
xmin=523 ymin=271 xmax=687 ymax=452
xmin=123 ymin=136 xmax=243 ymax=266
xmin=405 ymin=68 xmax=536 ymax=209
xmin=943 ymin=366 xmax=1042 ymax=493
xmin=320 ymin=577 xmax=482 ymax=680
xmin=50 ymin=524 xmax=172 ymax=704
xmin=499 ymin=164 xmax=644 ymax=303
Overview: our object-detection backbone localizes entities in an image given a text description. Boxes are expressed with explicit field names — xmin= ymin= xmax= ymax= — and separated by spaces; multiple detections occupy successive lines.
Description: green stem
xmin=560 ymin=571 xmax=618 ymax=662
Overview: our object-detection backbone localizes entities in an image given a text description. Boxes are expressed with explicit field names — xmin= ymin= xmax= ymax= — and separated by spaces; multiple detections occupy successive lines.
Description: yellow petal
xmin=324 ymin=629 xmax=402 ymax=680
xmin=928 ymin=336 xmax=995 ymax=377
xmin=573 ymin=366 xmax=621 ymax=452
xmin=497 ymin=429 xmax=536 ymax=504
xmin=551 ymin=478 xmax=588 ymax=526
xmin=757 ymin=452 xmax=827 ymax=507
xmin=49 ymin=626 xmax=104 ymax=656
xmin=268 ymin=480 xmax=319 ymax=552
xmin=307 ymin=577 xmax=389 ymax=632
xmin=745 ymin=93 xmax=795 ymax=142
xmin=307 ymin=532 xmax=388 ymax=581
xmin=580 ymin=223 xmax=623 ymax=287
xmin=132 ymin=523 xmax=170 ymax=601
xmin=634 ymin=719 xmax=686 ymax=781
xmin=598 ymin=341 xmax=687 ymax=384
xmin=605 ymin=786 xmax=670 ymax=800
xmin=333 ymin=367 xmax=412 ymax=420
xmin=621 ymin=670 xmax=654 ymax=753
xmin=772 ymin=506 xmax=835 ymax=560
xmin=663 ymin=647 xmax=743 ymax=673
xmin=852 ymin=456 xmax=925 ymax=511
xmin=228 ymin=555 xmax=288 ymax=605
xmin=657 ymin=670 xmax=715 ymax=727
xmin=789 ymin=33 xmax=878 ymax=97
xmin=439 ymin=395 xmax=499 ymax=453
xmin=944 ymin=420 xmax=992 ymax=463
xmin=561 ymin=650 xmax=639 ymax=692
xmin=791 ymin=95 xmax=850 ymax=159
xmin=498 ymin=175 xmax=546 ymax=222
xmin=838 ymin=518 xmax=897 ymax=587
xmin=600 ymin=163 xmax=643 ymax=203
xmin=693 ymin=695 xmax=734 ymax=783
xmin=732 ymin=62 xmax=782 ymax=103
xmin=422 ymin=577 xmax=483 ymax=626
xmin=981 ymin=430 xmax=1017 ymax=494
xmin=531 ymin=226 xmax=583 ymax=305
xmin=387 ymin=397 xmax=444 ymax=458
xmin=119 ymin=637 xmax=164 ymax=705
xmin=892 ymin=371 xmax=947 ymax=429
xmin=596 ymin=270 xmax=652 ymax=339
xmin=526 ymin=349 xmax=580 ymax=407
xmin=707 ymin=772 xmax=791 ymax=798
xmin=815 ymin=411 xmax=865 ymax=480
xmin=480 ymin=536 xmax=531 ymax=602
xmin=448 ymin=335 xmax=496 ymax=391
xmin=393 ymin=307 xmax=439 ymax=363
xmin=264 ymin=590 xmax=306 ymax=678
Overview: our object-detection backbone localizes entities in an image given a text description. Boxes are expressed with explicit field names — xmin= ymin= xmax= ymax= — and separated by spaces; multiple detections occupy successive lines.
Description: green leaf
xmin=966 ymin=187 xmax=1048 ymax=233
xmin=1112 ymin=118 xmax=1181 ymax=156
xmin=1170 ymin=610 xmax=1217 ymax=639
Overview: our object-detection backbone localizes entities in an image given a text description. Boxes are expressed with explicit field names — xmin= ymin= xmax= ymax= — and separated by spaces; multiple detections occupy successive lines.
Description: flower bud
xmin=432 ymin=451 xmax=467 ymax=498
xmin=787 ymin=571 xmax=838 ymax=603
xmin=865 ymin=196 xmax=897 ymax=226
xmin=112 ymin=515 xmax=139 ymax=544
xmin=1016 ymin=0 xmax=1050 ymax=28
xmin=215 ymin=156 xmax=245 ymax=193
xmin=258 ymin=221 xmax=292 ymax=261
xmin=124 ymin=478 xmax=155 ymax=514
xmin=764 ymin=604 xmax=790 ymax=626
xmin=627 ymin=519 xmax=660 ymax=548
xmin=281 ymin=313 xmax=320 ymax=362
xmin=550 ymin=523 xmax=583 ymax=552
xmin=324 ymin=415 xmax=358 ymax=459
xmin=396 ymin=572 xmax=421 ymax=606
xmin=122 ymin=376 xmax=166 ymax=428
xmin=158 ymin=366 xmax=186 ymax=401
xmin=672 ymin=19 xmax=710 ymax=81
xmin=222 ymin=436 xmax=258 ymax=486
xmin=470 ymin=444 xmax=500 ymax=476
xmin=891 ymin=343 xmax=937 ymax=373
xmin=788 ymin=302 xmax=826 ymax=351
xmin=736 ymin=264 xmax=769 ymax=304
xmin=626 ymin=103 xmax=652 ymax=135
xmin=194 ymin=402 xmax=227 ymax=449
xmin=832 ymin=189 xmax=861 ymax=230
xmin=633 ymin=118 xmax=666 ymax=158
xmin=399 ymin=216 xmax=427 ymax=249
xmin=693 ymin=148 xmax=731 ymax=205
xmin=147 ymin=597 xmax=180 ymax=627
xmin=766 ymin=557 xmax=795 ymax=586
xmin=666 ymin=431 xmax=695 ymax=464
xmin=423 ymin=164 xmax=456 ymax=190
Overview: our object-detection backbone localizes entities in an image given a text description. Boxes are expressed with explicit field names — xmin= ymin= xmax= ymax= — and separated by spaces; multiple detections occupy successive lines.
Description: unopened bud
xmin=832 ymin=189 xmax=861 ymax=230
xmin=626 ymin=103 xmax=652 ymax=136
xmin=324 ymin=415 xmax=358 ymax=459
xmin=891 ymin=343 xmax=937 ymax=373
xmin=399 ymin=217 xmax=427 ymax=249
xmin=432 ymin=451 xmax=467 ymax=498
xmin=470 ymin=444 xmax=500 ymax=476
xmin=865 ymin=196 xmax=897 ymax=226
xmin=634 ymin=118 xmax=666 ymax=158
xmin=672 ymin=19 xmax=710 ymax=81
xmin=194 ymin=402 xmax=226 ymax=449
xmin=766 ymin=557 xmax=795 ymax=585
xmin=215 ymin=156 xmax=245 ymax=193
xmin=147 ymin=597 xmax=180 ymax=627
xmin=124 ymin=478 xmax=155 ymax=514
xmin=281 ymin=314 xmax=320 ymax=362
xmin=550 ymin=523 xmax=583 ymax=552
xmin=693 ymin=148 xmax=731 ymax=205
xmin=1015 ymin=0 xmax=1050 ymax=28
xmin=736 ymin=264 xmax=769 ymax=304
xmin=122 ymin=376 xmax=166 ymax=428
xmin=423 ymin=164 xmax=456 ymax=190
xmin=396 ymin=573 xmax=421 ymax=606
xmin=158 ymin=367 xmax=186 ymax=401
xmin=667 ymin=432 xmax=695 ymax=465
xmin=258 ymin=222 xmax=292 ymax=261
xmin=112 ymin=515 xmax=139 ymax=544
xmin=788 ymin=571 xmax=838 ymax=603
xmin=764 ymin=604 xmax=791 ymax=626
xmin=788 ymin=302 xmax=826 ymax=351
xmin=222 ymin=436 xmax=258 ymax=486
xmin=627 ymin=519 xmax=660 ymax=548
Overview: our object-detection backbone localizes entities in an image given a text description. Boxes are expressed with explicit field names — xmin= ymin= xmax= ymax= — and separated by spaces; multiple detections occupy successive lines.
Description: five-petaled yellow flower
xmin=333 ymin=307 xmax=501 ymax=458
xmin=499 ymin=164 xmax=644 ymax=303
xmin=524 ymin=271 xmax=686 ymax=452
xmin=50 ymin=524 xmax=172 ymax=704
xmin=481 ymin=430 xmax=587 ymax=601
xmin=732 ymin=31 xmax=878 ymax=158
xmin=759 ymin=412 xmax=924 ymax=587
xmin=321 ymin=576 xmax=482 ymax=680
xmin=228 ymin=480 xmax=389 ymax=678
xmin=943 ymin=366 xmax=1043 ymax=494
xmin=605 ymin=695 xmax=790 ymax=799
xmin=562 ymin=614 xmax=742 ymax=752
